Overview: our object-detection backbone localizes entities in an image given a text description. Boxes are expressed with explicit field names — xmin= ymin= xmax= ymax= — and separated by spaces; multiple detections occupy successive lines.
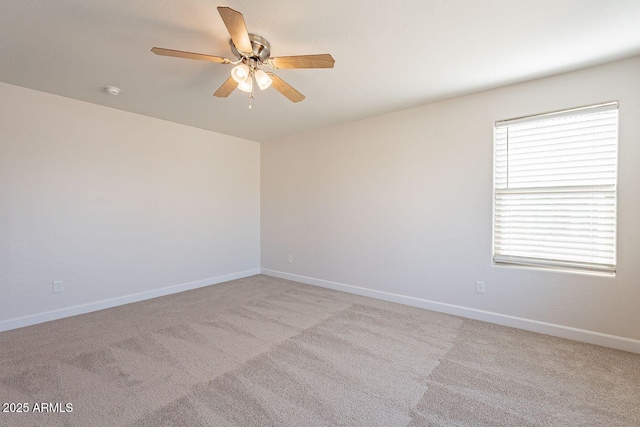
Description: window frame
xmin=491 ymin=102 xmax=619 ymax=276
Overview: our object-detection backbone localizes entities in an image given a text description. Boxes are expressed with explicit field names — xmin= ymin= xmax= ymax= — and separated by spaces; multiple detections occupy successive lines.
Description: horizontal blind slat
xmin=493 ymin=255 xmax=615 ymax=273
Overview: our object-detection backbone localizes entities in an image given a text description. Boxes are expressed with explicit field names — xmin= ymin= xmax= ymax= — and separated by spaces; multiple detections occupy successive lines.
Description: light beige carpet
xmin=0 ymin=275 xmax=638 ymax=426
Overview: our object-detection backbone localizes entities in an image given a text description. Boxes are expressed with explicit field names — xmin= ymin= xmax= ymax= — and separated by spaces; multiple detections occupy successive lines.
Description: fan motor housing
xmin=230 ymin=33 xmax=271 ymax=62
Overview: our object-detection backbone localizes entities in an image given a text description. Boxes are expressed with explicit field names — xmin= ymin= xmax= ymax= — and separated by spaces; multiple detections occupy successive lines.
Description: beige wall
xmin=261 ymin=56 xmax=640 ymax=343
xmin=0 ymin=82 xmax=260 ymax=327
xmin=2 ymin=56 xmax=639 ymax=348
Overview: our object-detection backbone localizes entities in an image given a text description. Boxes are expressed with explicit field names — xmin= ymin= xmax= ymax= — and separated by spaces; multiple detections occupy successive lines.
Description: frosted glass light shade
xmin=231 ymin=64 xmax=250 ymax=84
xmin=254 ymin=69 xmax=272 ymax=90
xmin=237 ymin=76 xmax=253 ymax=93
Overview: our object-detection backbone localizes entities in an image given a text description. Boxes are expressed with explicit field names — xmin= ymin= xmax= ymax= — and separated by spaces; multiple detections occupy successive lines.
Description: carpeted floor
xmin=0 ymin=275 xmax=638 ymax=426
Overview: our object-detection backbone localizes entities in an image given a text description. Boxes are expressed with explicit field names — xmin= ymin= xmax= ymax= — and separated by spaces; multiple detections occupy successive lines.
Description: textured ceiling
xmin=1 ymin=0 xmax=640 ymax=142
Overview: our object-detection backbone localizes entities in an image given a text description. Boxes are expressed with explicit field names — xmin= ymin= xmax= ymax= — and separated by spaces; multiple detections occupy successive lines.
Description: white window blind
xmin=493 ymin=102 xmax=618 ymax=274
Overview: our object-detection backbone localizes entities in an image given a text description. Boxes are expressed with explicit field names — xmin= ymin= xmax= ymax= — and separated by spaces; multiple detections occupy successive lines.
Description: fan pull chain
xmin=248 ymin=74 xmax=255 ymax=109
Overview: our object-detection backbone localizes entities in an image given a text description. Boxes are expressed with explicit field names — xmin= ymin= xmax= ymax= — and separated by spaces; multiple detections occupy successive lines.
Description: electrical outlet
xmin=288 ymin=255 xmax=293 ymax=263
xmin=476 ymin=281 xmax=485 ymax=294
xmin=53 ymin=281 xmax=64 ymax=293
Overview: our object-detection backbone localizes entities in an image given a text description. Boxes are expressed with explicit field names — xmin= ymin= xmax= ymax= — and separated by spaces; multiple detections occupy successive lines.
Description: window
xmin=493 ymin=102 xmax=618 ymax=274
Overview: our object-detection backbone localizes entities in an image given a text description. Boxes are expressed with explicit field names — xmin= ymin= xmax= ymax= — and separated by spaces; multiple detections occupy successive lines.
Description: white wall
xmin=261 ymin=56 xmax=640 ymax=348
xmin=0 ymin=82 xmax=260 ymax=329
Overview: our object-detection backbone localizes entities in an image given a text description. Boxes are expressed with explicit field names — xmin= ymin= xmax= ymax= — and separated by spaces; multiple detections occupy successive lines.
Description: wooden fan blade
xmin=268 ymin=54 xmax=335 ymax=69
xmin=217 ymin=7 xmax=253 ymax=55
xmin=213 ymin=77 xmax=237 ymax=98
xmin=151 ymin=47 xmax=229 ymax=63
xmin=267 ymin=73 xmax=305 ymax=103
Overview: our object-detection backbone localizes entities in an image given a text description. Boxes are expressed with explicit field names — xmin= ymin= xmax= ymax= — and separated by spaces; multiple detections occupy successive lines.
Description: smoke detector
xmin=104 ymin=86 xmax=121 ymax=96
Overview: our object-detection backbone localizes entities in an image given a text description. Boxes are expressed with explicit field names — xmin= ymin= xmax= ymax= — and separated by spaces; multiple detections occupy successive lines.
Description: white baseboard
xmin=261 ymin=268 xmax=640 ymax=354
xmin=0 ymin=269 xmax=261 ymax=333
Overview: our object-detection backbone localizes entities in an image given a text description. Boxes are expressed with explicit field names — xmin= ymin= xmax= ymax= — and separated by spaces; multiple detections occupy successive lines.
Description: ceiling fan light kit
xmin=151 ymin=6 xmax=335 ymax=108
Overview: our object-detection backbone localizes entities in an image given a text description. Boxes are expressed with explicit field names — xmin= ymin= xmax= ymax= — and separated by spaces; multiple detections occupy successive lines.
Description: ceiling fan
xmin=152 ymin=6 xmax=335 ymax=108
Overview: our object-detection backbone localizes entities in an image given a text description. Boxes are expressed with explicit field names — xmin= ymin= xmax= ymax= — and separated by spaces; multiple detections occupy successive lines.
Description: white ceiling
xmin=1 ymin=1 xmax=639 ymax=142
